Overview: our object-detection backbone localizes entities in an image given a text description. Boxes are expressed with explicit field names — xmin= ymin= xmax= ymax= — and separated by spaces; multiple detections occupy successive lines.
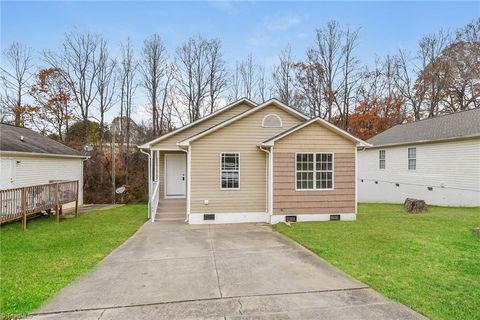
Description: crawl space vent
xmin=285 ymin=216 xmax=297 ymax=222
xmin=204 ymin=214 xmax=215 ymax=221
xmin=330 ymin=214 xmax=341 ymax=221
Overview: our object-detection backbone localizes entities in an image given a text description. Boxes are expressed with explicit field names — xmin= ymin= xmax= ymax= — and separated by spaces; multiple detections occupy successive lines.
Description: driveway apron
xmin=29 ymin=221 xmax=426 ymax=319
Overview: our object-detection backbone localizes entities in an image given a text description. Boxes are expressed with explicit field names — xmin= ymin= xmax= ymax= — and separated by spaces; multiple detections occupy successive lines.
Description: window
xmin=262 ymin=114 xmax=282 ymax=128
xmin=379 ymin=150 xmax=386 ymax=169
xmin=408 ymin=148 xmax=416 ymax=170
xmin=296 ymin=153 xmax=334 ymax=190
xmin=220 ymin=153 xmax=240 ymax=189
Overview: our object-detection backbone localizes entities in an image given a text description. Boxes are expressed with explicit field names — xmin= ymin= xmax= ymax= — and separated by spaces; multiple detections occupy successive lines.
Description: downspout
xmin=140 ymin=148 xmax=151 ymax=220
xmin=259 ymin=145 xmax=273 ymax=223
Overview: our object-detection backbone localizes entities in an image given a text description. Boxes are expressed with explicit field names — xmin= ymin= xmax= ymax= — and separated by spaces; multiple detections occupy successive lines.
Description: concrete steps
xmin=155 ymin=199 xmax=186 ymax=222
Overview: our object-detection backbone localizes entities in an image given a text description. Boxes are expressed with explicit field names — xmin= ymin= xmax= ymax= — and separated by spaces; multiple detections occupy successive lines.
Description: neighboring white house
xmin=0 ymin=123 xmax=86 ymax=207
xmin=358 ymin=108 xmax=480 ymax=207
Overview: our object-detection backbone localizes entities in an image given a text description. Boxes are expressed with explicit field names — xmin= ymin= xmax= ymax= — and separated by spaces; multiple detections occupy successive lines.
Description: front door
xmin=0 ymin=158 xmax=16 ymax=189
xmin=165 ymin=153 xmax=186 ymax=198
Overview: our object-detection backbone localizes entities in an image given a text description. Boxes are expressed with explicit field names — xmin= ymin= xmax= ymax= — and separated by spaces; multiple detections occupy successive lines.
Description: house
xmin=140 ymin=98 xmax=369 ymax=224
xmin=0 ymin=123 xmax=85 ymax=208
xmin=357 ymin=108 xmax=480 ymax=207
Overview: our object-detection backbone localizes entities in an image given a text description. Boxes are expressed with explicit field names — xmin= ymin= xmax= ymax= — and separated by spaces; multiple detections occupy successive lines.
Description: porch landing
xmin=155 ymin=199 xmax=186 ymax=222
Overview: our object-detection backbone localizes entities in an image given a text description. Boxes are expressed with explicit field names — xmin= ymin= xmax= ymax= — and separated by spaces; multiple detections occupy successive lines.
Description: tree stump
xmin=404 ymin=198 xmax=428 ymax=213
xmin=472 ymin=227 xmax=480 ymax=237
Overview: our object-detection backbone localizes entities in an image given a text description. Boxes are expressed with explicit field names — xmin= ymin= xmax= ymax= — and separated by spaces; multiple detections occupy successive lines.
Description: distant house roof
xmin=367 ymin=108 xmax=480 ymax=147
xmin=0 ymin=124 xmax=85 ymax=158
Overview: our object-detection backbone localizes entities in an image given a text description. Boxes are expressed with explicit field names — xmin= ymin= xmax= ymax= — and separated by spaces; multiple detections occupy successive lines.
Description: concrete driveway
xmin=29 ymin=222 xmax=426 ymax=319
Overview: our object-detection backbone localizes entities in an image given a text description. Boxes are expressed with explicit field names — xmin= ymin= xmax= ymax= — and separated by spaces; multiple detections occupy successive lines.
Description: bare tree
xmin=96 ymin=38 xmax=117 ymax=148
xmin=239 ymin=54 xmax=257 ymax=101
xmin=45 ymin=31 xmax=101 ymax=142
xmin=118 ymin=38 xmax=137 ymax=176
xmin=393 ymin=50 xmax=426 ymax=120
xmin=139 ymin=33 xmax=168 ymax=135
xmin=294 ymin=57 xmax=324 ymax=117
xmin=176 ymin=36 xmax=211 ymax=122
xmin=415 ymin=30 xmax=451 ymax=117
xmin=0 ymin=42 xmax=34 ymax=126
xmin=273 ymin=45 xmax=297 ymax=107
xmin=257 ymin=65 xmax=269 ymax=103
xmin=207 ymin=39 xmax=228 ymax=113
xmin=338 ymin=26 xmax=360 ymax=128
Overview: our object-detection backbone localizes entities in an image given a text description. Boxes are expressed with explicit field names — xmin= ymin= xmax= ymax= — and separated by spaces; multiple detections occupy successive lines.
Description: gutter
xmin=0 ymin=150 xmax=88 ymax=159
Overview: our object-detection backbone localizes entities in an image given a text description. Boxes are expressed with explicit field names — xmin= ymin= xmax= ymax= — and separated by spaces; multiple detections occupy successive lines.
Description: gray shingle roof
xmin=0 ymin=124 xmax=84 ymax=157
xmin=367 ymin=108 xmax=480 ymax=147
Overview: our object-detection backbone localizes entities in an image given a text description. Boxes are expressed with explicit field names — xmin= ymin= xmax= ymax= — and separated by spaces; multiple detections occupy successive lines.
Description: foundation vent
xmin=285 ymin=216 xmax=297 ymax=222
xmin=204 ymin=214 xmax=215 ymax=221
xmin=330 ymin=214 xmax=341 ymax=221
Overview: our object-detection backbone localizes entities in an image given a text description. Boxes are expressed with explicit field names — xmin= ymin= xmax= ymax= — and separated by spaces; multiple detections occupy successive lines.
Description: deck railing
xmin=0 ymin=180 xmax=79 ymax=229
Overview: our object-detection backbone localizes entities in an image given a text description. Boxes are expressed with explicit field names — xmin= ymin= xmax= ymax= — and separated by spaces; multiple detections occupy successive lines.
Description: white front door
xmin=165 ymin=153 xmax=186 ymax=198
xmin=0 ymin=158 xmax=16 ymax=189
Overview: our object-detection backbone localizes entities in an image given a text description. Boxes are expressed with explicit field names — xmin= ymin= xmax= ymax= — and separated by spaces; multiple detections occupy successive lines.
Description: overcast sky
xmin=2 ymin=1 xmax=479 ymax=123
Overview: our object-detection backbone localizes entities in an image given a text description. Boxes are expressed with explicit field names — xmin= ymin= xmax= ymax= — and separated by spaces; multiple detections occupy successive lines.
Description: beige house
xmin=140 ymin=98 xmax=369 ymax=224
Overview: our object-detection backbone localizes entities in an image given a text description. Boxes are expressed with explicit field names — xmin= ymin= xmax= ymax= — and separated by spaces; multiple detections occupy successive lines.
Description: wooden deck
xmin=155 ymin=199 xmax=186 ymax=222
xmin=0 ymin=180 xmax=79 ymax=229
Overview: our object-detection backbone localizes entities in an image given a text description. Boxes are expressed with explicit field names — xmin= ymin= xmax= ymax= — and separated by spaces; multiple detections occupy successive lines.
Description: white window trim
xmin=408 ymin=147 xmax=416 ymax=171
xmin=262 ymin=113 xmax=283 ymax=128
xmin=295 ymin=152 xmax=335 ymax=191
xmin=379 ymin=149 xmax=386 ymax=170
xmin=219 ymin=152 xmax=241 ymax=190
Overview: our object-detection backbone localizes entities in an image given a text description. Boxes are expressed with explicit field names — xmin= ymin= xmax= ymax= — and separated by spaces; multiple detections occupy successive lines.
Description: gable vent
xmin=262 ymin=114 xmax=282 ymax=128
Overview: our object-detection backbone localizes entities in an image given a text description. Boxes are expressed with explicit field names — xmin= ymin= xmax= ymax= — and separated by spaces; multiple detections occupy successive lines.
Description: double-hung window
xmin=296 ymin=153 xmax=334 ymax=190
xmin=379 ymin=150 xmax=386 ymax=169
xmin=408 ymin=148 xmax=416 ymax=170
xmin=220 ymin=153 xmax=240 ymax=189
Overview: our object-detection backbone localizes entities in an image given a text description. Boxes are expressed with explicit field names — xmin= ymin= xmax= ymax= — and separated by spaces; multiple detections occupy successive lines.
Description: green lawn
xmin=0 ymin=204 xmax=147 ymax=317
xmin=275 ymin=203 xmax=480 ymax=320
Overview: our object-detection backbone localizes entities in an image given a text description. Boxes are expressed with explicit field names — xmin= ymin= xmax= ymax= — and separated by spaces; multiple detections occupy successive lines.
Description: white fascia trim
xmin=0 ymin=150 xmax=88 ymax=159
xmin=188 ymin=212 xmax=269 ymax=224
xmin=177 ymin=99 xmax=310 ymax=147
xmin=270 ymin=213 xmax=356 ymax=224
xmin=262 ymin=118 xmax=371 ymax=147
xmin=139 ymin=98 xmax=257 ymax=149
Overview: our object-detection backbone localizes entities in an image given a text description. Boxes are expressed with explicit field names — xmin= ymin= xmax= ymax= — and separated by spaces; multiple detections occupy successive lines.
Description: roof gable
xmin=0 ymin=124 xmax=84 ymax=157
xmin=261 ymin=117 xmax=370 ymax=147
xmin=177 ymin=99 xmax=309 ymax=147
xmin=367 ymin=108 xmax=480 ymax=147
xmin=140 ymin=98 xmax=256 ymax=149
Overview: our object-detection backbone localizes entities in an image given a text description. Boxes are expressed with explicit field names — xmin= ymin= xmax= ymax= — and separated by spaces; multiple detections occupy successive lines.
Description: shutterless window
xmin=221 ymin=153 xmax=240 ymax=189
xmin=296 ymin=153 xmax=334 ymax=190
xmin=408 ymin=148 xmax=416 ymax=170
xmin=379 ymin=150 xmax=386 ymax=169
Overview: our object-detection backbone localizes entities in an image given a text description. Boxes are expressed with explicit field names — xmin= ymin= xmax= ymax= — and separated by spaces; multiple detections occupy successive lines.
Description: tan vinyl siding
xmin=152 ymin=103 xmax=253 ymax=150
xmin=190 ymin=104 xmax=304 ymax=213
xmin=273 ymin=122 xmax=356 ymax=215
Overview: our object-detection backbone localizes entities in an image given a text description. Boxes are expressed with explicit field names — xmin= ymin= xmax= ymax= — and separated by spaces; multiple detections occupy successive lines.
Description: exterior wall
xmin=357 ymin=138 xmax=480 ymax=206
xmin=151 ymin=103 xmax=253 ymax=150
xmin=190 ymin=104 xmax=304 ymax=214
xmin=1 ymin=155 xmax=84 ymax=206
xmin=273 ymin=122 xmax=356 ymax=215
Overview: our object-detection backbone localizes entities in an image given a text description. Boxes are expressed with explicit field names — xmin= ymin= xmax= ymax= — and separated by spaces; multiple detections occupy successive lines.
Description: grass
xmin=0 ymin=204 xmax=147 ymax=317
xmin=275 ymin=203 xmax=480 ymax=320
